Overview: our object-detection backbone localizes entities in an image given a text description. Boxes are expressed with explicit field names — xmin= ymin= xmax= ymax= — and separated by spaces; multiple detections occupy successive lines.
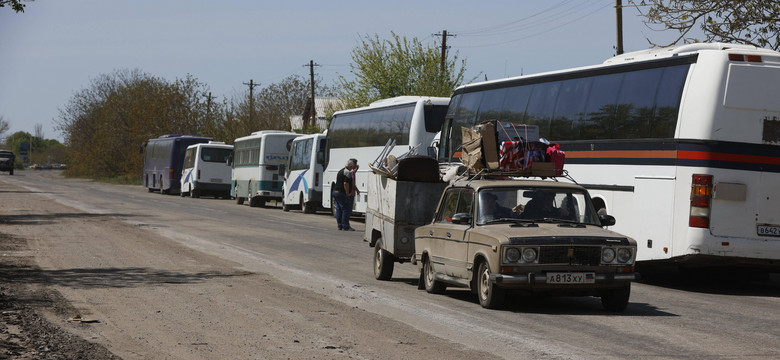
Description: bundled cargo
xmin=461 ymin=120 xmax=565 ymax=177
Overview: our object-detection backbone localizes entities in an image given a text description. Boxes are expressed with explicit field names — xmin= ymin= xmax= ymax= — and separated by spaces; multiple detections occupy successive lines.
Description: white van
xmin=282 ymin=133 xmax=327 ymax=213
xmin=180 ymin=141 xmax=234 ymax=198
xmin=231 ymin=130 xmax=301 ymax=207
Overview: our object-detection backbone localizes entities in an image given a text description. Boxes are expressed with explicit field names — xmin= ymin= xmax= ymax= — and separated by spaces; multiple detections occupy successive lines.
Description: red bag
xmin=546 ymin=143 xmax=565 ymax=176
xmin=499 ymin=141 xmax=524 ymax=170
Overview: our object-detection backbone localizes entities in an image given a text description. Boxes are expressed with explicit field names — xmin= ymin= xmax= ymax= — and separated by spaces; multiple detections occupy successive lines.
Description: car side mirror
xmin=451 ymin=212 xmax=472 ymax=225
xmin=599 ymin=214 xmax=616 ymax=227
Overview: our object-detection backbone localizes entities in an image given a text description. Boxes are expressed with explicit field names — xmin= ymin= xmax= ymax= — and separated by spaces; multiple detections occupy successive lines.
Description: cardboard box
xmin=476 ymin=121 xmax=499 ymax=170
xmin=461 ymin=127 xmax=484 ymax=171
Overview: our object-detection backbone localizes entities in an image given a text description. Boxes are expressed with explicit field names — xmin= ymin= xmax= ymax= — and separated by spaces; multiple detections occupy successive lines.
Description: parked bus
xmin=142 ymin=134 xmax=212 ymax=194
xmin=282 ymin=133 xmax=327 ymax=213
xmin=180 ymin=141 xmax=234 ymax=199
xmin=322 ymin=96 xmax=450 ymax=215
xmin=231 ymin=130 xmax=300 ymax=207
xmin=437 ymin=43 xmax=780 ymax=271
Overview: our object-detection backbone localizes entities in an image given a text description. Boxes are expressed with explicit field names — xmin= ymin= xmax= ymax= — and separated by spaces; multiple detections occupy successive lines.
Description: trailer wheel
xmin=423 ymin=257 xmax=446 ymax=294
xmin=601 ymin=284 xmax=630 ymax=312
xmin=373 ymin=239 xmax=395 ymax=280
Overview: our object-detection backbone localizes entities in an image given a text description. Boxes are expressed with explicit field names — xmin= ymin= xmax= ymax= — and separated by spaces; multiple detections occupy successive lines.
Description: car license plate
xmin=757 ymin=225 xmax=780 ymax=237
xmin=547 ymin=272 xmax=595 ymax=284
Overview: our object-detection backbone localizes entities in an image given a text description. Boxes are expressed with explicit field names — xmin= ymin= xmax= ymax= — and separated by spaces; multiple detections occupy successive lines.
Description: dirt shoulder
xmin=0 ymin=175 xmax=491 ymax=359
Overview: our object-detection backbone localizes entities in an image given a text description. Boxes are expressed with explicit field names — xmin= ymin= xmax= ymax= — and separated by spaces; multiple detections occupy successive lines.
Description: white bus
xmin=231 ymin=130 xmax=300 ymax=207
xmin=180 ymin=141 xmax=234 ymax=199
xmin=322 ymin=96 xmax=450 ymax=215
xmin=282 ymin=133 xmax=327 ymax=213
xmin=437 ymin=43 xmax=780 ymax=271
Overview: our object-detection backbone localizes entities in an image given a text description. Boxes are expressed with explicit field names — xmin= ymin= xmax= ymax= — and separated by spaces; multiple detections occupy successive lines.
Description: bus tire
xmin=302 ymin=201 xmax=314 ymax=214
xmin=249 ymin=196 xmax=260 ymax=207
xmin=235 ymin=196 xmax=244 ymax=205
xmin=191 ymin=189 xmax=200 ymax=198
xmin=373 ymin=239 xmax=394 ymax=281
xmin=601 ymin=284 xmax=630 ymax=312
xmin=282 ymin=201 xmax=290 ymax=212
xmin=180 ymin=188 xmax=186 ymax=197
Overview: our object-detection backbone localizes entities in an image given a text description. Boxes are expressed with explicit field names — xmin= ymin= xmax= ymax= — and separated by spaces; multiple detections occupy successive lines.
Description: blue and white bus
xmin=322 ymin=96 xmax=450 ymax=215
xmin=142 ymin=134 xmax=212 ymax=194
xmin=437 ymin=43 xmax=780 ymax=271
xmin=282 ymin=133 xmax=327 ymax=213
xmin=231 ymin=130 xmax=300 ymax=208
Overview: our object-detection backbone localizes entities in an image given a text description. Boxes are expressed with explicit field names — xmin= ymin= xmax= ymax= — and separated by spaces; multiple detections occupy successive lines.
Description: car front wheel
xmin=476 ymin=261 xmax=504 ymax=309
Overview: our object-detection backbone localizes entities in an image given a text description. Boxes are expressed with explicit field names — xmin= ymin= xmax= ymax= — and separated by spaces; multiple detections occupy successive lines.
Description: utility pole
xmin=616 ymin=0 xmax=624 ymax=55
xmin=434 ymin=30 xmax=455 ymax=77
xmin=302 ymin=60 xmax=321 ymax=130
xmin=243 ymin=79 xmax=260 ymax=126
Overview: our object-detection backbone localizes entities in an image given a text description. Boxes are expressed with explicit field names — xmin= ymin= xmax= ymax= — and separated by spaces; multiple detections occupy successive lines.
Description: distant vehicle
xmin=180 ymin=141 xmax=234 ymax=199
xmin=322 ymin=96 xmax=450 ymax=215
xmin=414 ymin=178 xmax=637 ymax=311
xmin=282 ymin=133 xmax=327 ymax=213
xmin=142 ymin=135 xmax=212 ymax=194
xmin=0 ymin=150 xmax=15 ymax=175
xmin=231 ymin=130 xmax=300 ymax=207
xmin=437 ymin=43 xmax=780 ymax=271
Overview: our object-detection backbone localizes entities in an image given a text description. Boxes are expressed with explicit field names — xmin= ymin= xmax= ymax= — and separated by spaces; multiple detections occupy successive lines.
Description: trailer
xmin=365 ymin=170 xmax=447 ymax=280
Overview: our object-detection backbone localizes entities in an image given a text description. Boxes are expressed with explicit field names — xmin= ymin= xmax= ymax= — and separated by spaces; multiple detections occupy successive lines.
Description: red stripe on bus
xmin=677 ymin=150 xmax=780 ymax=165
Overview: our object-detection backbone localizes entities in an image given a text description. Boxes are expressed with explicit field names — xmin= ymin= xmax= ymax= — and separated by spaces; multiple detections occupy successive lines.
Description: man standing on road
xmin=333 ymin=159 xmax=356 ymax=231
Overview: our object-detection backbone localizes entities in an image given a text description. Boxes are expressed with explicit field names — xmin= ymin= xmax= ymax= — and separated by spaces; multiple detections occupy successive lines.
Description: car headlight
xmin=506 ymin=248 xmax=521 ymax=263
xmin=602 ymin=248 xmax=616 ymax=263
xmin=521 ymin=248 xmax=537 ymax=263
xmin=617 ymin=248 xmax=632 ymax=263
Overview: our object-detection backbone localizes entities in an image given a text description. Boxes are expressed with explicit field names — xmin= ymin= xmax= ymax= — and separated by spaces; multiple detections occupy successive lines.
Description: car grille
xmin=538 ymin=246 xmax=601 ymax=266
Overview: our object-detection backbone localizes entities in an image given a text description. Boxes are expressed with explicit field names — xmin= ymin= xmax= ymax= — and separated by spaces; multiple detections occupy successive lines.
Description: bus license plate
xmin=210 ymin=178 xmax=222 ymax=183
xmin=547 ymin=272 xmax=595 ymax=284
xmin=757 ymin=225 xmax=780 ymax=237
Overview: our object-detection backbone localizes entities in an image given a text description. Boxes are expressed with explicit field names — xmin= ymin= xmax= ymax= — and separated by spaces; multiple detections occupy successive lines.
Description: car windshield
xmin=476 ymin=187 xmax=600 ymax=226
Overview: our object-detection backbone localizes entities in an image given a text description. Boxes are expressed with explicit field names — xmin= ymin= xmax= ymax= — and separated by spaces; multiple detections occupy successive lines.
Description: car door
xmin=427 ymin=188 xmax=473 ymax=279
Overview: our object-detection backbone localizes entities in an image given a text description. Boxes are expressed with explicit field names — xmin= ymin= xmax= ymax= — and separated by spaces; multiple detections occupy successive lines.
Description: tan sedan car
xmin=414 ymin=179 xmax=637 ymax=311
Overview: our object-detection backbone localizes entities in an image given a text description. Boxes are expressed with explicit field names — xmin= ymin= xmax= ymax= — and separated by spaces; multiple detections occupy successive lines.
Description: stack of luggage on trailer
xmin=461 ymin=120 xmax=565 ymax=177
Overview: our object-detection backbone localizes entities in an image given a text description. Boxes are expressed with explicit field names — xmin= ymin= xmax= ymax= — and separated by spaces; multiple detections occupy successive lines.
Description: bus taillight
xmin=728 ymin=53 xmax=763 ymax=62
xmin=169 ymin=168 xmax=174 ymax=180
xmin=315 ymin=172 xmax=319 ymax=187
xmin=689 ymin=174 xmax=713 ymax=228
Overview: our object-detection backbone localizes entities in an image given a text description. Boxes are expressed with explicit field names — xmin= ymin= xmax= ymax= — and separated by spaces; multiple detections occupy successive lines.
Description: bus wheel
xmin=180 ymin=188 xmax=186 ymax=197
xmin=282 ymin=200 xmax=290 ymax=212
xmin=373 ymin=239 xmax=394 ymax=281
xmin=235 ymin=196 xmax=244 ymax=205
xmin=190 ymin=189 xmax=200 ymax=198
xmin=300 ymin=195 xmax=313 ymax=214
xmin=249 ymin=196 xmax=260 ymax=207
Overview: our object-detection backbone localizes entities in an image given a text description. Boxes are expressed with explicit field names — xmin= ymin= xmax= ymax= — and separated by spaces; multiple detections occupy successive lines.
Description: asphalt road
xmin=2 ymin=170 xmax=779 ymax=359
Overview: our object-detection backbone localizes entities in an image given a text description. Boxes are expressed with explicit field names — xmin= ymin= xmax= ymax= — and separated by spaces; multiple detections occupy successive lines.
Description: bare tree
xmin=34 ymin=123 xmax=44 ymax=140
xmin=0 ymin=115 xmax=10 ymax=141
xmin=633 ymin=0 xmax=780 ymax=50
xmin=0 ymin=0 xmax=32 ymax=13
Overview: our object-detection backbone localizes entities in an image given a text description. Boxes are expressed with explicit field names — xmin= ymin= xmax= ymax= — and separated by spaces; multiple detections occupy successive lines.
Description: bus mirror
xmin=599 ymin=214 xmax=616 ymax=227
xmin=426 ymin=146 xmax=437 ymax=158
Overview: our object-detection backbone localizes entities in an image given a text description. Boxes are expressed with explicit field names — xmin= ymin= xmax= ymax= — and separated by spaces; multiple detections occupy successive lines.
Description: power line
xmin=456 ymin=1 xmax=613 ymax=49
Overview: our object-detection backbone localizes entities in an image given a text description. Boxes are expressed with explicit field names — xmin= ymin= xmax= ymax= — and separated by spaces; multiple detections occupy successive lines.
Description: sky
xmin=0 ymin=0 xmax=697 ymax=142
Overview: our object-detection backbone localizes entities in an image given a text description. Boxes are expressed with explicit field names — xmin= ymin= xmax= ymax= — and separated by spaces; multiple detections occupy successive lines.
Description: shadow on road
xmin=0 ymin=212 xmax=138 ymax=225
xmin=0 ymin=263 xmax=254 ymax=290
xmin=637 ymin=263 xmax=780 ymax=298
